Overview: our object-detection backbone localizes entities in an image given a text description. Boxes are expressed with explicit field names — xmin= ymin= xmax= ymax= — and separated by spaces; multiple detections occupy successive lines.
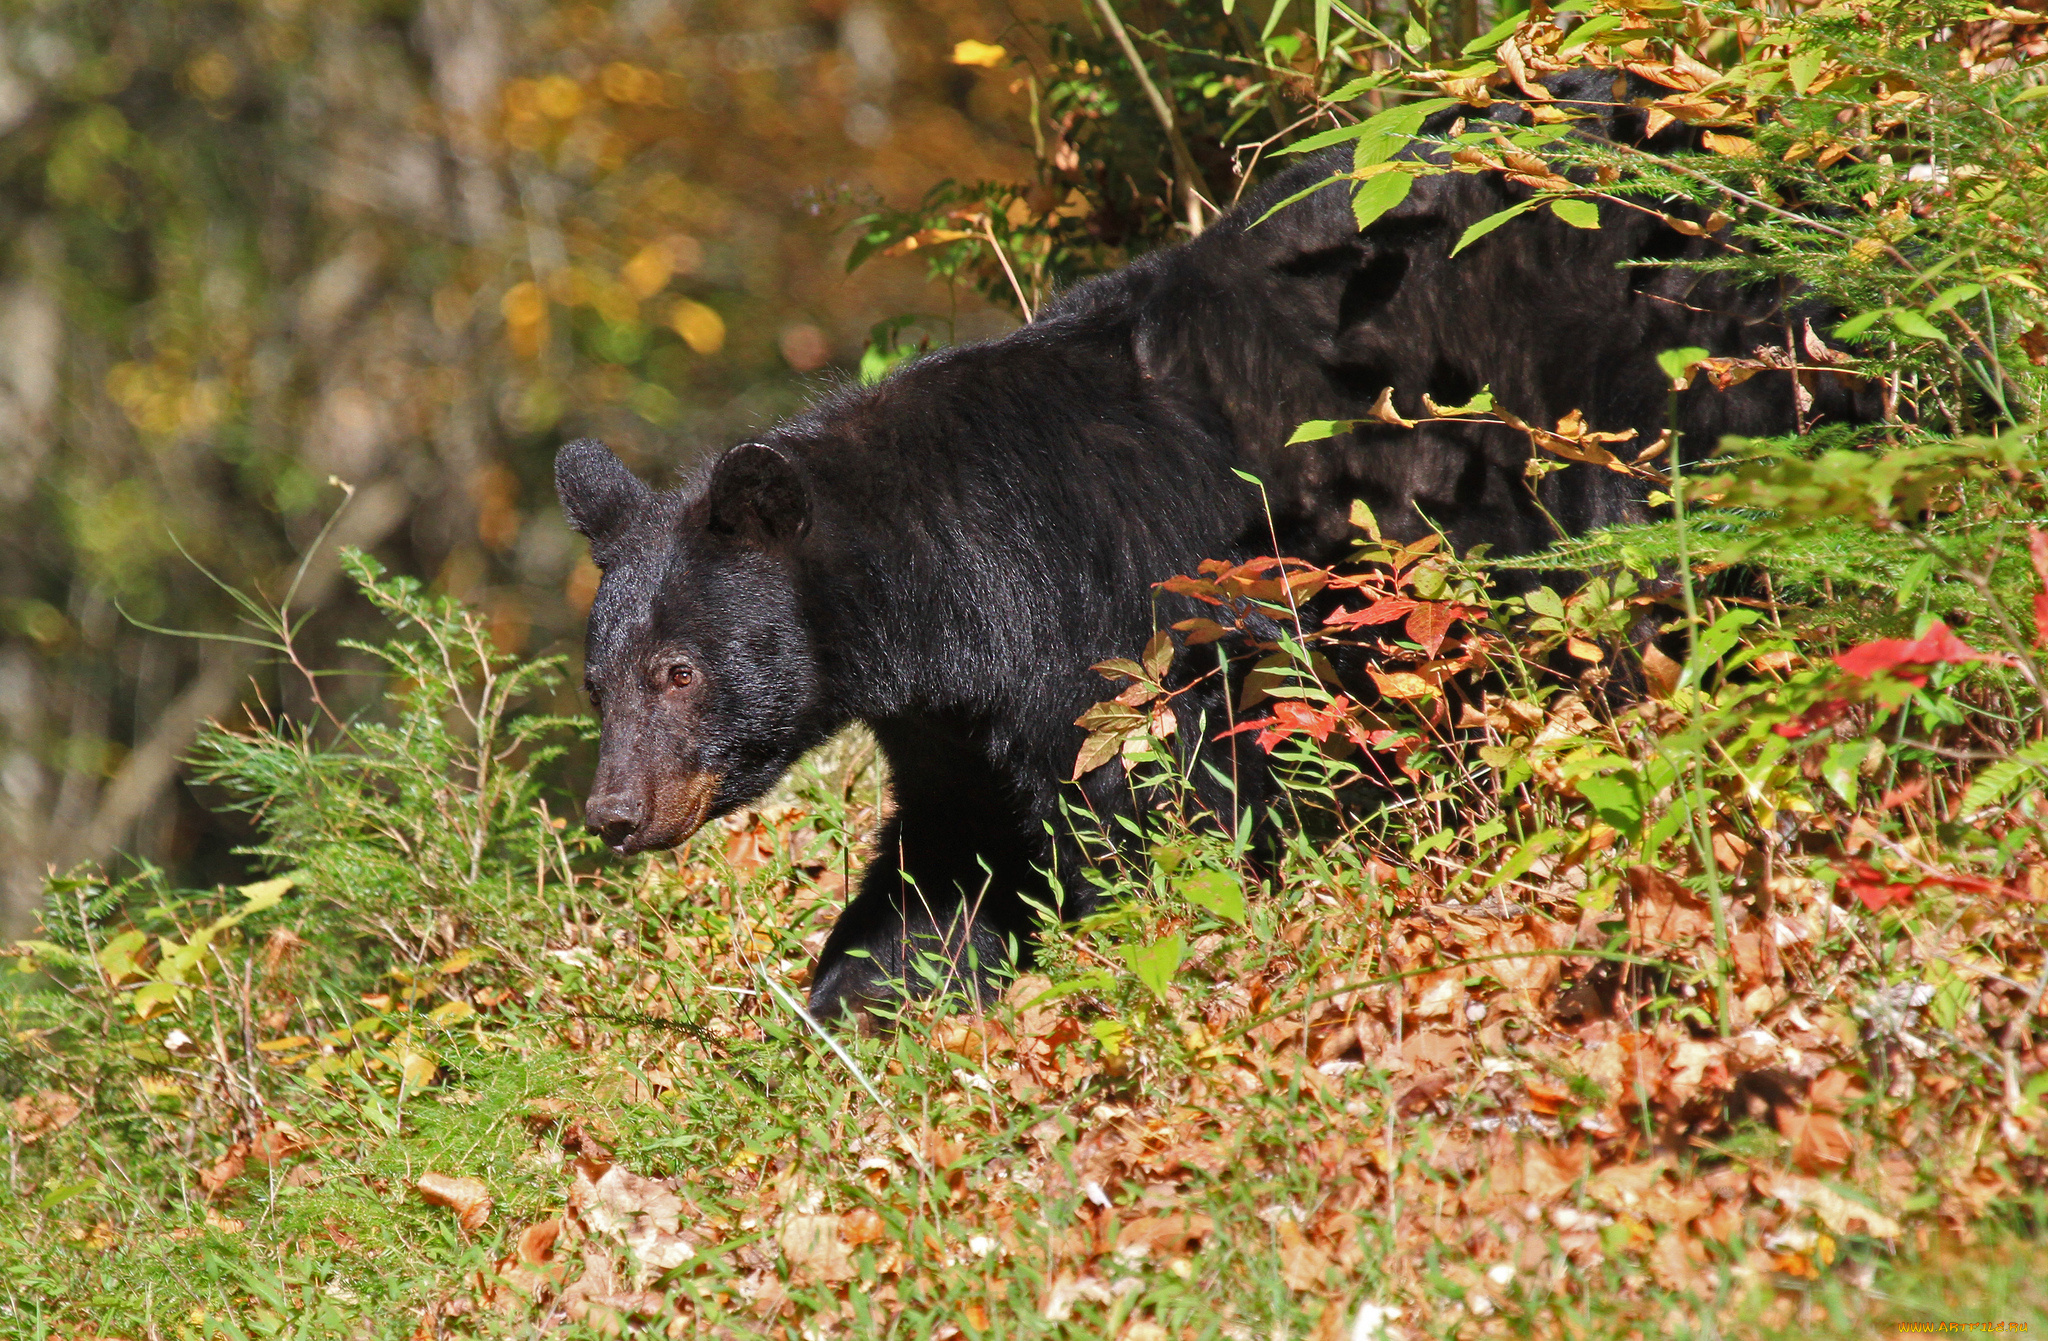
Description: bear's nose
xmin=584 ymin=793 xmax=644 ymax=848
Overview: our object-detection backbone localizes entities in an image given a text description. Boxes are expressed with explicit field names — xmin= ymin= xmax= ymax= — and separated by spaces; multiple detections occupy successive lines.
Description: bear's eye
xmin=667 ymin=662 xmax=694 ymax=689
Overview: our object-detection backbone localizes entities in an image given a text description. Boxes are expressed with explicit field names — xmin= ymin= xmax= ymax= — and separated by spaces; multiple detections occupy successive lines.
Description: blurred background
xmin=0 ymin=0 xmax=1064 ymax=933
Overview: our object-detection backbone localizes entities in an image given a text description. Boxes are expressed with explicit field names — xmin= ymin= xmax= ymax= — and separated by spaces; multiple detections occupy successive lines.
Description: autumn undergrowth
xmin=3 ymin=482 xmax=2046 ymax=1338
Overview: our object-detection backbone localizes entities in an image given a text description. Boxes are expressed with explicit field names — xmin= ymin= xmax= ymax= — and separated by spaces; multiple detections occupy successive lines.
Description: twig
xmin=1091 ymin=0 xmax=1211 ymax=235
xmin=977 ymin=213 xmax=1033 ymax=322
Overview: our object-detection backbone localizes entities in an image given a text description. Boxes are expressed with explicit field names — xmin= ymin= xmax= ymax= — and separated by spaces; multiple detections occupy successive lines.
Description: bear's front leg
xmin=806 ymin=802 xmax=1043 ymax=1023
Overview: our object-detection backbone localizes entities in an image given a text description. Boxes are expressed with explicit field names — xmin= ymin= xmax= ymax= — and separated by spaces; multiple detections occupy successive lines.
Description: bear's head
xmin=555 ymin=438 xmax=821 ymax=853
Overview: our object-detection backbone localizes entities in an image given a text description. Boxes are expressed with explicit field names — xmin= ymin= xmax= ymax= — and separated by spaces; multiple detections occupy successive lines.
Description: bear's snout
xmin=583 ymin=766 xmax=721 ymax=853
xmin=584 ymin=789 xmax=646 ymax=850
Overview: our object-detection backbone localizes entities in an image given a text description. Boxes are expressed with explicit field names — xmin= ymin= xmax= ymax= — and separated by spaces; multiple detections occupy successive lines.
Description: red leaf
xmin=1217 ymin=696 xmax=1353 ymax=753
xmin=2029 ymin=528 xmax=2048 ymax=647
xmin=1324 ymin=596 xmax=1417 ymax=629
xmin=1838 ymin=858 xmax=2024 ymax=911
xmin=1404 ymin=603 xmax=1458 ymax=656
xmin=1838 ymin=860 xmax=1920 ymax=912
xmin=1833 ymin=621 xmax=2014 ymax=687
xmin=1773 ymin=696 xmax=1852 ymax=738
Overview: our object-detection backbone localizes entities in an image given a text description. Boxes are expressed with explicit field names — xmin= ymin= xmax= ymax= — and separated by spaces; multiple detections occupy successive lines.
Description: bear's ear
xmin=555 ymin=439 xmax=649 ymax=563
xmin=704 ymin=442 xmax=810 ymax=550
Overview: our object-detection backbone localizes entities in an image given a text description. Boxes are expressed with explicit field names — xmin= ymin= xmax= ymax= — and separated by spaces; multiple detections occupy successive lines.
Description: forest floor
xmin=4 ymin=712 xmax=2045 ymax=1340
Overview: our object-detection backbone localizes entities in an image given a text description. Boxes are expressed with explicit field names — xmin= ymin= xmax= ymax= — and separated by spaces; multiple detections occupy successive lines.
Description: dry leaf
xmin=418 ymin=1173 xmax=493 ymax=1233
xmin=1777 ymin=1107 xmax=1854 ymax=1173
xmin=1759 ymin=1170 xmax=1900 ymax=1237
xmin=1520 ymin=1140 xmax=1589 ymax=1202
xmin=199 ymin=1142 xmax=250 ymax=1200
xmin=2019 ymin=322 xmax=2048 ymax=366
xmin=1625 ymin=865 xmax=1717 ymax=949
xmin=1368 ymin=385 xmax=1416 ymax=428
xmin=1639 ymin=643 xmax=1682 ymax=699
xmin=1277 ymin=1218 xmax=1334 ymax=1291
xmin=1116 ymin=1211 xmax=1214 ymax=1256
xmin=778 ymin=1212 xmax=857 ymax=1284
xmin=8 ymin=1090 xmax=82 ymax=1143
xmin=840 ymin=1206 xmax=888 ymax=1246
xmin=252 ymin=1123 xmax=311 ymax=1165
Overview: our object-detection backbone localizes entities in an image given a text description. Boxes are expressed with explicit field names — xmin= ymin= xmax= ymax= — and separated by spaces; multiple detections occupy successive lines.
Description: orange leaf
xmin=416 ymin=1172 xmax=493 ymax=1233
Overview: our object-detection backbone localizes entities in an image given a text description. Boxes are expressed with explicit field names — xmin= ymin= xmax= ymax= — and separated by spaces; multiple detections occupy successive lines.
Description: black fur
xmin=558 ymin=77 xmax=1880 ymax=1020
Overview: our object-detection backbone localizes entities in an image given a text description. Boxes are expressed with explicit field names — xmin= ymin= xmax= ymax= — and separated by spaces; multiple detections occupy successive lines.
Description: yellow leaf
xmin=132 ymin=981 xmax=182 ymax=1022
xmin=235 ymin=875 xmax=295 ymax=916
xmin=1368 ymin=667 xmax=1435 ymax=700
xmin=500 ymin=281 xmax=546 ymax=327
xmin=951 ymin=39 xmax=1007 ymax=68
xmin=880 ymin=228 xmax=977 ymax=257
xmin=670 ymin=298 xmax=726 ymax=354
xmin=1701 ymin=131 xmax=1756 ymax=156
xmin=620 ymin=243 xmax=674 ymax=299
xmin=257 ymin=1035 xmax=315 ymax=1052
xmin=428 ymin=999 xmax=477 ymax=1025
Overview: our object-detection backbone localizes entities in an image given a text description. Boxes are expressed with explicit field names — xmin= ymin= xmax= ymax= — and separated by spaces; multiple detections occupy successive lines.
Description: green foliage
xmin=192 ymin=551 xmax=585 ymax=958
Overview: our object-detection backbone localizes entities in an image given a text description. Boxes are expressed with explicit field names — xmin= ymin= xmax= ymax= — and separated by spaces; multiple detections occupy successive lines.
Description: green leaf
xmin=1428 ymin=389 xmax=1493 ymax=416
xmin=1278 ymin=123 xmax=1376 ymax=157
xmin=1689 ymin=608 xmax=1764 ymax=682
xmin=1958 ymin=739 xmax=2048 ymax=816
xmin=1352 ymin=169 xmax=1414 ymax=229
xmin=1575 ymin=772 xmax=1644 ymax=835
xmin=1314 ymin=0 xmax=1330 ymax=61
xmin=1558 ymin=13 xmax=1623 ymax=51
xmin=1483 ymin=828 xmax=1563 ymax=890
xmin=132 ymin=980 xmax=183 ymax=1018
xmin=1923 ymin=283 xmax=1982 ymax=315
xmin=1326 ymin=74 xmax=1383 ymax=102
xmin=1403 ymin=18 xmax=1429 ymax=51
xmin=1410 ymin=827 xmax=1456 ymax=859
xmin=1250 ymin=171 xmax=1350 ymax=228
xmin=1278 ymin=98 xmax=1455 ymax=159
xmin=1358 ymin=98 xmax=1458 ymax=167
xmin=1890 ymin=308 xmax=1948 ymax=342
xmin=1121 ymin=934 xmax=1185 ymax=1002
xmin=98 ymin=929 xmax=148 ymax=981
xmin=1462 ymin=12 xmax=1526 ymax=54
xmin=1925 ymin=961 xmax=1971 ymax=1032
xmin=1822 ymin=737 xmax=1876 ymax=805
xmin=1178 ymin=870 xmax=1246 ymax=924
xmin=1656 ymin=346 xmax=1711 ymax=383
xmin=37 ymin=1180 xmax=101 ymax=1211
xmin=1018 ymin=971 xmax=1115 ymax=1008
xmin=1787 ymin=47 xmax=1825 ymax=95
xmin=1288 ymin=419 xmax=1345 ymax=443
xmin=1548 ymin=198 xmax=1601 ymax=229
xmin=1450 ymin=200 xmax=1537 ymax=256
xmin=1833 ymin=309 xmax=1887 ymax=339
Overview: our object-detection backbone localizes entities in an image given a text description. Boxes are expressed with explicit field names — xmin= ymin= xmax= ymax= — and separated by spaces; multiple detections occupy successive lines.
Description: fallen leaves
xmin=417 ymin=1173 xmax=492 ymax=1234
xmin=8 ymin=1089 xmax=82 ymax=1142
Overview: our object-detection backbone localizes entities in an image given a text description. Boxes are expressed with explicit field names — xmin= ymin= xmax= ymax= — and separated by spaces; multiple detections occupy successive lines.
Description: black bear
xmin=557 ymin=74 xmax=1878 ymax=1020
